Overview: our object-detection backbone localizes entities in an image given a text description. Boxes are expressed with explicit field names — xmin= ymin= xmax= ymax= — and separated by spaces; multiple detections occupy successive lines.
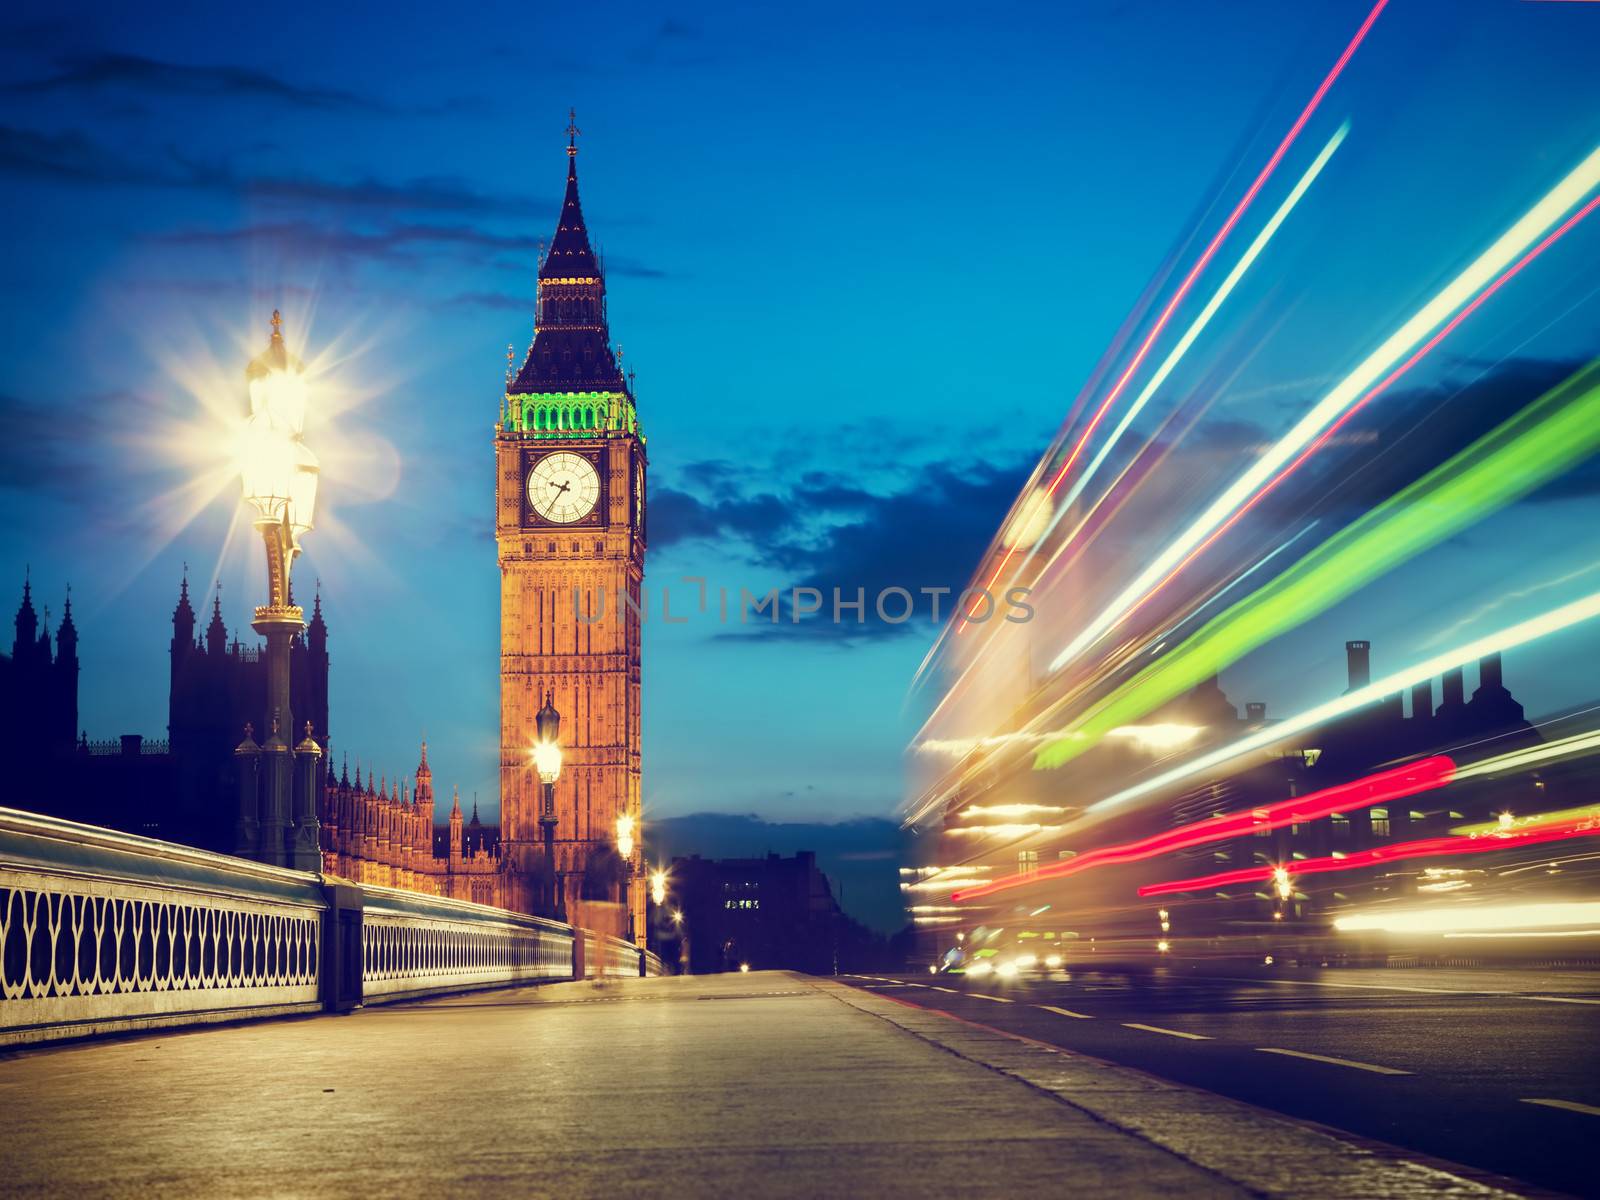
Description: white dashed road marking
xmin=1038 ymin=1005 xmax=1094 ymax=1020
xmin=971 ymin=993 xmax=1014 ymax=1004
xmin=1215 ymin=976 xmax=1496 ymax=996
xmin=1123 ymin=1022 xmax=1210 ymax=1040
xmin=1255 ymin=1047 xmax=1411 ymax=1075
xmin=1522 ymin=1098 xmax=1600 ymax=1116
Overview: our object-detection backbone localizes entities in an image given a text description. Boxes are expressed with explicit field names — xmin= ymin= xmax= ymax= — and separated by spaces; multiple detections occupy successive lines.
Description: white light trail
xmin=1334 ymin=902 xmax=1600 ymax=935
xmin=1050 ymin=142 xmax=1600 ymax=674
xmin=1453 ymin=728 xmax=1600 ymax=782
xmin=945 ymin=824 xmax=1065 ymax=838
xmin=959 ymin=804 xmax=1072 ymax=819
xmin=1088 ymin=586 xmax=1600 ymax=815
xmin=1050 ymin=124 xmax=1349 ymax=523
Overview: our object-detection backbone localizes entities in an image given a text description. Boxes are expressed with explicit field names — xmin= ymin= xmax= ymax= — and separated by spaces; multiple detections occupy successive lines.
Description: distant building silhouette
xmin=667 ymin=851 xmax=890 ymax=975
xmin=0 ymin=575 xmax=77 ymax=763
xmin=0 ymin=573 xmax=501 ymax=902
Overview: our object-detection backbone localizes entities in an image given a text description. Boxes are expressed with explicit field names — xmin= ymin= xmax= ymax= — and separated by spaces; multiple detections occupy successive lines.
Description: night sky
xmin=4 ymin=0 xmax=1599 ymax=881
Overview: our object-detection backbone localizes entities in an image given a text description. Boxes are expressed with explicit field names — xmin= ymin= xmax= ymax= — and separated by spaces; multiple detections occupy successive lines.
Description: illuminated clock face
xmin=528 ymin=452 xmax=600 ymax=523
xmin=634 ymin=463 xmax=644 ymax=528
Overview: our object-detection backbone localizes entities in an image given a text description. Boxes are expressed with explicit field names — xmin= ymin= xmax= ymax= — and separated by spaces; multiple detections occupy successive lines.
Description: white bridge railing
xmin=0 ymin=808 xmax=657 ymax=1047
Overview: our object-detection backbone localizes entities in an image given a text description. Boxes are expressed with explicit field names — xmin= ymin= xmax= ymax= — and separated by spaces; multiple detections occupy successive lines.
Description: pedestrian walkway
xmin=0 ymin=971 xmax=1528 ymax=1197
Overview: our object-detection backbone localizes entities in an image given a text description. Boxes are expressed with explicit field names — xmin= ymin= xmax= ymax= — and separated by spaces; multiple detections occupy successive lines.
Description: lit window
xmin=1371 ymin=808 xmax=1390 ymax=837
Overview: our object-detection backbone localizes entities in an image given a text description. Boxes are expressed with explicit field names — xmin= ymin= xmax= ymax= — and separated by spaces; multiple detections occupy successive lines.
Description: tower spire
xmin=506 ymin=115 xmax=626 ymax=398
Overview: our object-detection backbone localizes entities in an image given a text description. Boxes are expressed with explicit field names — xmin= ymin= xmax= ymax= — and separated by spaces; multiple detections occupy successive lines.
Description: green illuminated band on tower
xmin=503 ymin=390 xmax=640 ymax=438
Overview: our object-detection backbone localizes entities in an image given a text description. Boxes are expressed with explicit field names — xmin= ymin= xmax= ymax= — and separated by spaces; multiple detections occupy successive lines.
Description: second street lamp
xmin=533 ymin=691 xmax=563 ymax=919
xmin=616 ymin=813 xmax=638 ymax=943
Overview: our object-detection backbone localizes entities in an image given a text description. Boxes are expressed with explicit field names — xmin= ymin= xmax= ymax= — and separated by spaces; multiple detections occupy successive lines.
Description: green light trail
xmin=1036 ymin=359 xmax=1600 ymax=770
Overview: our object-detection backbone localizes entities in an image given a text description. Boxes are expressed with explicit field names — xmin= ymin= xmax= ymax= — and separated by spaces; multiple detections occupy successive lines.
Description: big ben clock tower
xmin=496 ymin=116 xmax=645 ymax=942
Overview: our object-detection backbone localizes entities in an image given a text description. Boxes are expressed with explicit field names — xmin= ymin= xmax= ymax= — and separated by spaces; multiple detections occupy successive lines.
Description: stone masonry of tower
xmin=496 ymin=123 xmax=646 ymax=941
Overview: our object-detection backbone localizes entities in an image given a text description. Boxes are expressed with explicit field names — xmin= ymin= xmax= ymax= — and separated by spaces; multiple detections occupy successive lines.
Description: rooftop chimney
xmin=1411 ymin=679 xmax=1433 ymax=722
xmin=1345 ymin=640 xmax=1371 ymax=691
xmin=1479 ymin=652 xmax=1504 ymax=693
xmin=1440 ymin=667 xmax=1465 ymax=710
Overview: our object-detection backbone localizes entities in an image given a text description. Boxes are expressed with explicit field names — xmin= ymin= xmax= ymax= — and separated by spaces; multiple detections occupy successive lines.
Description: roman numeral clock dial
xmin=527 ymin=451 xmax=600 ymax=523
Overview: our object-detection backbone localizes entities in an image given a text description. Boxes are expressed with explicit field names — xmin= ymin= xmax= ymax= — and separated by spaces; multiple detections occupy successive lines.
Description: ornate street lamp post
xmin=533 ymin=691 xmax=563 ymax=920
xmin=234 ymin=311 xmax=322 ymax=870
xmin=615 ymin=812 xmax=638 ymax=943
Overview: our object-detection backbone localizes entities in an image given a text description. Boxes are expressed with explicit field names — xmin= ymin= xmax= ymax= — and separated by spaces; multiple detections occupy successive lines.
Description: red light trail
xmin=954 ymin=0 xmax=1389 ymax=634
xmin=950 ymin=755 xmax=1452 ymax=902
xmin=1137 ymin=812 xmax=1600 ymax=898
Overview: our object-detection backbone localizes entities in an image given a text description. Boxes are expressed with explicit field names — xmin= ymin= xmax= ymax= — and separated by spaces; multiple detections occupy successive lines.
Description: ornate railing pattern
xmin=360 ymin=886 xmax=572 ymax=1001
xmin=1 ymin=808 xmax=661 ymax=1046
xmin=0 ymin=811 xmax=324 ymax=1045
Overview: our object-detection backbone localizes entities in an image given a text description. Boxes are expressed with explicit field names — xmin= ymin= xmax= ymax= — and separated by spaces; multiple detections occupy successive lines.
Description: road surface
xmin=843 ymin=964 xmax=1600 ymax=1197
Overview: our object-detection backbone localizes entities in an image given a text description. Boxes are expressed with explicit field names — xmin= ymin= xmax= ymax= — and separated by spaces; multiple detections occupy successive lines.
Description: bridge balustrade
xmin=0 ymin=808 xmax=658 ymax=1047
xmin=360 ymin=885 xmax=573 ymax=1002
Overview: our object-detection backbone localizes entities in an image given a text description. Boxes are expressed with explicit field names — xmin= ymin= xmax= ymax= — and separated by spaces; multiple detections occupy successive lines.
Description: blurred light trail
xmin=1137 ymin=813 xmax=1600 ymax=898
xmin=959 ymin=804 xmax=1072 ymax=819
xmin=1148 ymin=522 xmax=1320 ymax=647
xmin=1051 ymin=124 xmax=1349 ymax=521
xmin=1332 ymin=902 xmax=1600 ymax=935
xmin=1047 ymin=142 xmax=1600 ymax=677
xmin=1037 ymin=358 xmax=1600 ymax=768
xmin=952 ymin=756 xmax=1452 ymax=902
xmin=1069 ymin=188 xmax=1600 ymax=672
xmin=1086 ymin=585 xmax=1600 ymax=816
xmin=1452 ymin=800 xmax=1600 ymax=838
xmin=953 ymin=0 xmax=1389 ymax=634
xmin=1106 ymin=723 xmax=1204 ymax=751
xmin=945 ymin=824 xmax=1065 ymax=838
xmin=1452 ymin=727 xmax=1600 ymax=786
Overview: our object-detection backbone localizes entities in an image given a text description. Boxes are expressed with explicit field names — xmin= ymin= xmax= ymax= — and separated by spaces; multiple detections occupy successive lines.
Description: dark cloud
xmin=179 ymin=157 xmax=537 ymax=216
xmin=5 ymin=52 xmax=385 ymax=111
xmin=152 ymin=221 xmax=538 ymax=270
xmin=1260 ymin=356 xmax=1600 ymax=524
xmin=0 ymin=123 xmax=159 ymax=185
xmin=0 ymin=123 xmax=535 ymax=216
xmin=654 ymin=453 xmax=1036 ymax=642
xmin=629 ymin=16 xmax=713 ymax=68
xmin=651 ymin=486 xmax=790 ymax=549
xmin=0 ymin=395 xmax=99 ymax=499
xmin=605 ymin=258 xmax=670 ymax=279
